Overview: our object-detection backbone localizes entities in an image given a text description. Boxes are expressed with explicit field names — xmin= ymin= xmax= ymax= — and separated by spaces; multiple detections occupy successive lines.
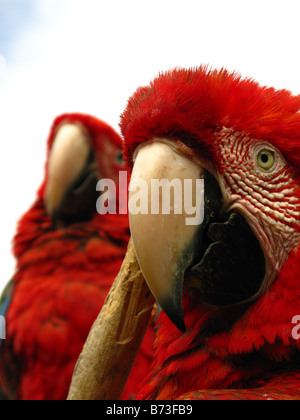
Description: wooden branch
xmin=67 ymin=238 xmax=155 ymax=400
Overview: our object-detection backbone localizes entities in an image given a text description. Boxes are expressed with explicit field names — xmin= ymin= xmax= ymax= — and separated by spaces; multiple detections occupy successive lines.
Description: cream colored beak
xmin=45 ymin=123 xmax=92 ymax=218
xmin=129 ymin=140 xmax=205 ymax=332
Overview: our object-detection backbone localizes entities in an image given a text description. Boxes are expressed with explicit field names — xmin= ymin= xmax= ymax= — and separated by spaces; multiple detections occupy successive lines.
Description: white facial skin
xmin=216 ymin=128 xmax=300 ymax=294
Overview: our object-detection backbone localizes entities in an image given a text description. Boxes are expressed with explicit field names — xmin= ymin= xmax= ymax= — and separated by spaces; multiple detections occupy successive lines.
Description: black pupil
xmin=116 ymin=151 xmax=123 ymax=163
xmin=261 ymin=153 xmax=269 ymax=163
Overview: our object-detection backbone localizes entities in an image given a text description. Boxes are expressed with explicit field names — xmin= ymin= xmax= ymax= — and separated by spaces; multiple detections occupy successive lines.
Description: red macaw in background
xmin=0 ymin=113 xmax=154 ymax=400
xmin=120 ymin=67 xmax=300 ymax=400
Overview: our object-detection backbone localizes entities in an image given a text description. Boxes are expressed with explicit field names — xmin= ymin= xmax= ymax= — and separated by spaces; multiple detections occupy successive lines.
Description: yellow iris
xmin=257 ymin=150 xmax=275 ymax=170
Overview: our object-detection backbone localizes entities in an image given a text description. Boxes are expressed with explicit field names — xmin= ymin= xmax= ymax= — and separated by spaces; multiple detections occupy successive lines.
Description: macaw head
xmin=120 ymin=67 xmax=300 ymax=333
xmin=42 ymin=113 xmax=125 ymax=227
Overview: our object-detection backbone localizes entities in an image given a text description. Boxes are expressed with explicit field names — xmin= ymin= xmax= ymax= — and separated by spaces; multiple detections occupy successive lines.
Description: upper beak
xmin=129 ymin=139 xmax=223 ymax=332
xmin=45 ymin=123 xmax=92 ymax=219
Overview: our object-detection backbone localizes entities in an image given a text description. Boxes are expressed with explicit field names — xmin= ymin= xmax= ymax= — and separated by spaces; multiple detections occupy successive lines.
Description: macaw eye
xmin=257 ymin=150 xmax=275 ymax=171
xmin=115 ymin=150 xmax=124 ymax=165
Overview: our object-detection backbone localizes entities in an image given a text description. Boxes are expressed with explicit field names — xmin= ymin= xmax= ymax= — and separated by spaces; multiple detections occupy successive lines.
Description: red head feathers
xmin=120 ymin=66 xmax=300 ymax=400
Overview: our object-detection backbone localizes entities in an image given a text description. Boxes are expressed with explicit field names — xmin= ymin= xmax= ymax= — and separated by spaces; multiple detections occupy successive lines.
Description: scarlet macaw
xmin=120 ymin=67 xmax=300 ymax=400
xmin=0 ymin=113 xmax=154 ymax=400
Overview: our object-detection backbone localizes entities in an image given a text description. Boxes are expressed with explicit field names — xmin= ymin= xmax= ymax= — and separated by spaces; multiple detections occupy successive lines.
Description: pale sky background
xmin=1 ymin=0 xmax=300 ymax=292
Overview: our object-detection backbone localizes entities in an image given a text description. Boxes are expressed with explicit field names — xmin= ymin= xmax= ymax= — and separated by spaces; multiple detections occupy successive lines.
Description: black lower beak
xmin=185 ymin=210 xmax=266 ymax=307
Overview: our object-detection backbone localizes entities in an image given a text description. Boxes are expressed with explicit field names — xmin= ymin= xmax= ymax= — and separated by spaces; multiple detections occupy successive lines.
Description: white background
xmin=1 ymin=0 xmax=300 ymax=292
